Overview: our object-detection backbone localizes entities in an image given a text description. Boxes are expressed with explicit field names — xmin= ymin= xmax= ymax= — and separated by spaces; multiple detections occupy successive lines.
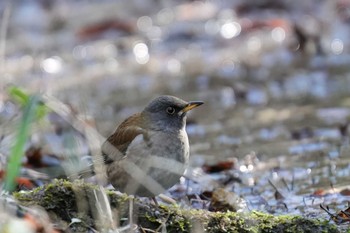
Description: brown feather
xmin=101 ymin=113 xmax=149 ymax=162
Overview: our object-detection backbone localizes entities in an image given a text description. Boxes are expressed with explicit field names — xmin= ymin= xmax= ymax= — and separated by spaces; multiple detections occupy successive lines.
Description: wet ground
xmin=1 ymin=0 xmax=350 ymax=229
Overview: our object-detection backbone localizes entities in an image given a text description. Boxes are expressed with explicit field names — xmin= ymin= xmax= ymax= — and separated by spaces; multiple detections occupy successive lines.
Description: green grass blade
xmin=8 ymin=86 xmax=50 ymax=120
xmin=4 ymin=95 xmax=39 ymax=192
xmin=8 ymin=86 xmax=30 ymax=107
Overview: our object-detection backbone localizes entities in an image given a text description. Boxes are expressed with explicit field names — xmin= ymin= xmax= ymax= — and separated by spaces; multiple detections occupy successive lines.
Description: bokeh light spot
xmin=41 ymin=56 xmax=63 ymax=74
xmin=220 ymin=21 xmax=241 ymax=39
xmin=133 ymin=42 xmax=149 ymax=64
xmin=331 ymin=39 xmax=344 ymax=55
xmin=247 ymin=37 xmax=261 ymax=52
xmin=167 ymin=59 xmax=181 ymax=74
xmin=137 ymin=16 xmax=153 ymax=32
xmin=271 ymin=27 xmax=286 ymax=42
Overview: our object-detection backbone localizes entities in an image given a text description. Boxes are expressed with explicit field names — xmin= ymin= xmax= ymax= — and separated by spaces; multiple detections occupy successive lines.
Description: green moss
xmin=106 ymin=189 xmax=129 ymax=208
xmin=15 ymin=179 xmax=74 ymax=218
xmin=205 ymin=211 xmax=339 ymax=233
xmin=140 ymin=204 xmax=191 ymax=232
xmin=14 ymin=179 xmax=129 ymax=232
xmin=14 ymin=180 xmax=340 ymax=233
xmin=166 ymin=210 xmax=191 ymax=232
xmin=141 ymin=204 xmax=339 ymax=233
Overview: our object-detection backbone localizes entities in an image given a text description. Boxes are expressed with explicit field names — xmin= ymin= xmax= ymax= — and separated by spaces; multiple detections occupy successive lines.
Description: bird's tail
xmin=67 ymin=155 xmax=109 ymax=184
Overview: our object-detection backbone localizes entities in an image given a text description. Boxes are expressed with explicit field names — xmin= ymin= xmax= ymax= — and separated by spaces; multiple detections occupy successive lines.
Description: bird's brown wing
xmin=72 ymin=114 xmax=148 ymax=179
xmin=101 ymin=113 xmax=148 ymax=163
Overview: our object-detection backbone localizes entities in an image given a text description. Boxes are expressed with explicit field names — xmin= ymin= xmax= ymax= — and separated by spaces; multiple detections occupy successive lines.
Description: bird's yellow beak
xmin=181 ymin=101 xmax=204 ymax=113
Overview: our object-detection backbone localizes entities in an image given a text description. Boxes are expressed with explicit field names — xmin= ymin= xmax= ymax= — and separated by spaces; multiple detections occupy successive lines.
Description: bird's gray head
xmin=143 ymin=95 xmax=203 ymax=132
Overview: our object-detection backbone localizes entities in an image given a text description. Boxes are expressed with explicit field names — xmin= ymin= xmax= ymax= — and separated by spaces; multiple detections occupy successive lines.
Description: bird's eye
xmin=166 ymin=107 xmax=176 ymax=115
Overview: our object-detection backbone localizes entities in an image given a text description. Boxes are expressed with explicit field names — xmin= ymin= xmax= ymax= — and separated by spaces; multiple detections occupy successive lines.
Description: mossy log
xmin=14 ymin=179 xmax=339 ymax=232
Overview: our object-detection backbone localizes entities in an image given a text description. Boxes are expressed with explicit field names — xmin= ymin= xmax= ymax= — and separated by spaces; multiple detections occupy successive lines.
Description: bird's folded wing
xmin=102 ymin=113 xmax=147 ymax=160
xmin=73 ymin=114 xmax=149 ymax=179
xmin=121 ymin=134 xmax=167 ymax=195
xmin=76 ymin=126 xmax=149 ymax=179
xmin=101 ymin=126 xmax=146 ymax=160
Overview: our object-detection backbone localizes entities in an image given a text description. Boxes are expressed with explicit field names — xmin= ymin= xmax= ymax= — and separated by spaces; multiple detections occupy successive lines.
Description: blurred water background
xmin=1 ymin=0 xmax=350 ymax=225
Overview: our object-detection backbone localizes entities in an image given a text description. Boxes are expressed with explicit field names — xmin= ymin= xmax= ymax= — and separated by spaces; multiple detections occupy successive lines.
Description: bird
xmin=100 ymin=95 xmax=203 ymax=197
